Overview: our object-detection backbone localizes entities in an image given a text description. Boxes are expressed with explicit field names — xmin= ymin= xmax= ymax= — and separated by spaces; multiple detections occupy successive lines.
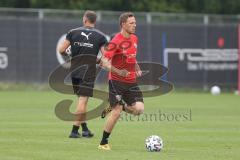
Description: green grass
xmin=0 ymin=91 xmax=239 ymax=160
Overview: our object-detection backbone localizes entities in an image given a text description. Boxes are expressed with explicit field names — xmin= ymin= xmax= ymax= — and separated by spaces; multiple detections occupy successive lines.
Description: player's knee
xmin=135 ymin=108 xmax=144 ymax=115
xmin=136 ymin=103 xmax=144 ymax=115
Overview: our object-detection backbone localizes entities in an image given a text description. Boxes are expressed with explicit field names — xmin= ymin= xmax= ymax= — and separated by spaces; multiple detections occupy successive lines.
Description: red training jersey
xmin=104 ymin=33 xmax=138 ymax=83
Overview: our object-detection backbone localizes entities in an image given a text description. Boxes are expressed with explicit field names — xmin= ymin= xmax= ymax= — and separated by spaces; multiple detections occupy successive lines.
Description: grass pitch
xmin=0 ymin=91 xmax=239 ymax=160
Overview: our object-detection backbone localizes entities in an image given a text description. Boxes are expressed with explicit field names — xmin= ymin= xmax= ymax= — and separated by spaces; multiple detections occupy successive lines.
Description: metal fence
xmin=1 ymin=7 xmax=240 ymax=24
xmin=0 ymin=8 xmax=238 ymax=89
xmin=0 ymin=8 xmax=240 ymax=24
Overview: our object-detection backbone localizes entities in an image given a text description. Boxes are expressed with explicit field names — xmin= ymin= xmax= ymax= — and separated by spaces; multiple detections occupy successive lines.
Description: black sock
xmin=81 ymin=122 xmax=89 ymax=132
xmin=71 ymin=125 xmax=79 ymax=134
xmin=122 ymin=104 xmax=126 ymax=111
xmin=121 ymin=102 xmax=127 ymax=111
xmin=100 ymin=130 xmax=111 ymax=145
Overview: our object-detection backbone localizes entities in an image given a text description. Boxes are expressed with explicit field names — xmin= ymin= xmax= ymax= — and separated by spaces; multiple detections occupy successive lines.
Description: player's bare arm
xmin=58 ymin=39 xmax=70 ymax=55
xmin=135 ymin=63 xmax=142 ymax=77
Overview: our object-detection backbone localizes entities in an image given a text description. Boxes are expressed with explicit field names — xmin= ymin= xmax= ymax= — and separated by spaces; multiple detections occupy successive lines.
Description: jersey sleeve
xmin=132 ymin=34 xmax=138 ymax=45
xmin=99 ymin=35 xmax=108 ymax=48
xmin=66 ymin=30 xmax=73 ymax=42
xmin=104 ymin=37 xmax=119 ymax=60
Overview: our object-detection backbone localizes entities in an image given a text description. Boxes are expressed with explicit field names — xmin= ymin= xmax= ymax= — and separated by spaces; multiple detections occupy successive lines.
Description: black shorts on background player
xmin=109 ymin=80 xmax=143 ymax=107
xmin=72 ymin=77 xmax=94 ymax=97
xmin=70 ymin=54 xmax=97 ymax=97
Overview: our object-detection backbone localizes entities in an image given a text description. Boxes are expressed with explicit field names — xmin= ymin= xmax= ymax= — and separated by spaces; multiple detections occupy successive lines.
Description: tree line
xmin=1 ymin=0 xmax=240 ymax=14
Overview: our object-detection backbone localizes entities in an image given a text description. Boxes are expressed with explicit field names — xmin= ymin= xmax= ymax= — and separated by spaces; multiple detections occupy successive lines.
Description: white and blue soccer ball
xmin=211 ymin=85 xmax=221 ymax=95
xmin=145 ymin=135 xmax=163 ymax=152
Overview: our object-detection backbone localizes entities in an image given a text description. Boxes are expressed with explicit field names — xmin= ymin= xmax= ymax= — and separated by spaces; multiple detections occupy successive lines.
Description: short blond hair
xmin=119 ymin=12 xmax=134 ymax=27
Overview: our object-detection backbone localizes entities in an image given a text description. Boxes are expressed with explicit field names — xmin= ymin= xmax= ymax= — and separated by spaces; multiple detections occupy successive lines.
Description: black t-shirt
xmin=66 ymin=26 xmax=107 ymax=81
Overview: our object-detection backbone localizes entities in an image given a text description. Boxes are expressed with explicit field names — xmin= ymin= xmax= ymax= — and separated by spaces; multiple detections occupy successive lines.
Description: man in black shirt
xmin=58 ymin=10 xmax=127 ymax=138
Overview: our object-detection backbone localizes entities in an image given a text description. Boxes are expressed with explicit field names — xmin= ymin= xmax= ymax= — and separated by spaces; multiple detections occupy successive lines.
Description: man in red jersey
xmin=98 ymin=12 xmax=144 ymax=150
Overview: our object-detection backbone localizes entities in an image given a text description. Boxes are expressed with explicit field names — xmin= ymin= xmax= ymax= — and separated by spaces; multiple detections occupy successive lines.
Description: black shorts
xmin=109 ymin=80 xmax=143 ymax=107
xmin=72 ymin=77 xmax=94 ymax=97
